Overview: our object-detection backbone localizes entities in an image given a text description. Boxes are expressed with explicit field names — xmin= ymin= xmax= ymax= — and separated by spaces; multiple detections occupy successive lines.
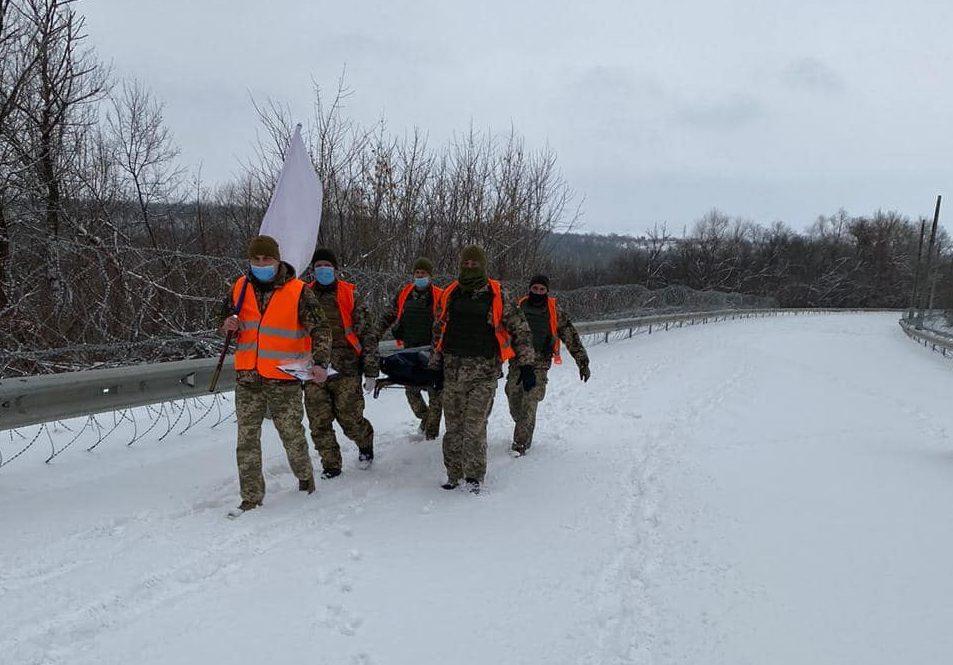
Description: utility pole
xmin=916 ymin=195 xmax=941 ymax=330
xmin=909 ymin=219 xmax=926 ymax=321
xmin=927 ymin=238 xmax=942 ymax=313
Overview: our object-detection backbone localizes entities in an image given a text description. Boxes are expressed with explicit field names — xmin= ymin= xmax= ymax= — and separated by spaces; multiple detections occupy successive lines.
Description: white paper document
xmin=277 ymin=360 xmax=338 ymax=382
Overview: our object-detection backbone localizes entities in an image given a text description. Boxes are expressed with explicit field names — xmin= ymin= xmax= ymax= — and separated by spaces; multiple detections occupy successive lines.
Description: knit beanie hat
xmin=247 ymin=235 xmax=280 ymax=261
xmin=413 ymin=257 xmax=435 ymax=275
xmin=459 ymin=245 xmax=487 ymax=270
xmin=311 ymin=247 xmax=338 ymax=267
xmin=529 ymin=274 xmax=550 ymax=289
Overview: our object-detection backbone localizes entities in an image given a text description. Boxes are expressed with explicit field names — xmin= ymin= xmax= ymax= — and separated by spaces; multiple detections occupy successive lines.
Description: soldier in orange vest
xmin=377 ymin=257 xmax=444 ymax=439
xmin=506 ymin=274 xmax=590 ymax=457
xmin=303 ymin=248 xmax=380 ymax=478
xmin=217 ymin=235 xmax=333 ymax=518
xmin=431 ymin=245 xmax=535 ymax=494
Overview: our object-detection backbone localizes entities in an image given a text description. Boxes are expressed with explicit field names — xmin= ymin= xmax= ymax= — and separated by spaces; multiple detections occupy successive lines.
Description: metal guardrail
xmin=899 ymin=318 xmax=953 ymax=359
xmin=0 ymin=307 xmax=897 ymax=432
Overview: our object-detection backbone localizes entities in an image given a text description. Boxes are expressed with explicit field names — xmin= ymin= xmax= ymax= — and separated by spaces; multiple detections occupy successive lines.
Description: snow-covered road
xmin=3 ymin=312 xmax=953 ymax=665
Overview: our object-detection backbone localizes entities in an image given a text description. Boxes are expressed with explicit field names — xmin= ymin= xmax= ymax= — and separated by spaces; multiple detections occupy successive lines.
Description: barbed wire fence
xmin=0 ymin=232 xmax=776 ymax=377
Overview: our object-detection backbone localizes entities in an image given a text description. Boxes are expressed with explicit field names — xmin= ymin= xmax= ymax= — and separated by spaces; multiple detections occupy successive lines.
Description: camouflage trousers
xmin=235 ymin=380 xmax=314 ymax=504
xmin=303 ymin=375 xmax=374 ymax=472
xmin=441 ymin=357 xmax=500 ymax=483
xmin=406 ymin=386 xmax=443 ymax=438
xmin=505 ymin=364 xmax=549 ymax=453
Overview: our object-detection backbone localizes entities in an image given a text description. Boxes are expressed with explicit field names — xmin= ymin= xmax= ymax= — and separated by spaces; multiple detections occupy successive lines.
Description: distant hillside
xmin=541 ymin=231 xmax=681 ymax=270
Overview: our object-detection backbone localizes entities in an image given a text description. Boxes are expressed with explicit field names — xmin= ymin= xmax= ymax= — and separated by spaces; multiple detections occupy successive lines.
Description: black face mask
xmin=527 ymin=292 xmax=548 ymax=306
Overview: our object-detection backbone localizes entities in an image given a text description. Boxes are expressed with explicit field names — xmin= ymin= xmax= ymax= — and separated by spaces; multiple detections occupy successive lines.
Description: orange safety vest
xmin=394 ymin=282 xmax=444 ymax=348
xmin=233 ymin=276 xmax=311 ymax=380
xmin=308 ymin=279 xmax=363 ymax=355
xmin=435 ymin=279 xmax=515 ymax=362
xmin=518 ymin=295 xmax=562 ymax=365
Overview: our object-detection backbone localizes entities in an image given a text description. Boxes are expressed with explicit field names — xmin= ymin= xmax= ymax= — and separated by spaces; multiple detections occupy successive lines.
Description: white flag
xmin=258 ymin=124 xmax=323 ymax=277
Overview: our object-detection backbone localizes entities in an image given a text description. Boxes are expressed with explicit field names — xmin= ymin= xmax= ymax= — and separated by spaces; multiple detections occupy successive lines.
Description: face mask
xmin=414 ymin=276 xmax=431 ymax=289
xmin=528 ymin=292 xmax=548 ymax=306
xmin=314 ymin=266 xmax=335 ymax=286
xmin=250 ymin=264 xmax=277 ymax=282
xmin=459 ymin=266 xmax=487 ymax=292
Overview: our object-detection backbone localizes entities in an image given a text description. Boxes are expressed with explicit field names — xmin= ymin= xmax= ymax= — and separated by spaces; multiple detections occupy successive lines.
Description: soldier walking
xmin=431 ymin=245 xmax=535 ymax=494
xmin=377 ymin=257 xmax=444 ymax=439
xmin=303 ymin=248 xmax=380 ymax=478
xmin=218 ymin=235 xmax=332 ymax=518
xmin=505 ymin=274 xmax=590 ymax=456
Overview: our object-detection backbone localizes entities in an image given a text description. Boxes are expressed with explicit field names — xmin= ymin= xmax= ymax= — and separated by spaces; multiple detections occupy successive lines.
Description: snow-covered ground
xmin=3 ymin=312 xmax=953 ymax=665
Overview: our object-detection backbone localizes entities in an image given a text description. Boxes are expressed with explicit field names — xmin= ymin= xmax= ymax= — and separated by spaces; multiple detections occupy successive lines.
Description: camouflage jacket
xmin=309 ymin=281 xmax=380 ymax=378
xmin=215 ymin=262 xmax=332 ymax=385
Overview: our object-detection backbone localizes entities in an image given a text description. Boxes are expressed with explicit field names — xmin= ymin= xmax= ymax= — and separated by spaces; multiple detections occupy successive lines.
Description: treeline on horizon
xmin=545 ymin=209 xmax=951 ymax=311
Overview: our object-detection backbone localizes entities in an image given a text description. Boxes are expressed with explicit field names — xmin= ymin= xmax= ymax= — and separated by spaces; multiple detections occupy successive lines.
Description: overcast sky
xmin=84 ymin=0 xmax=953 ymax=235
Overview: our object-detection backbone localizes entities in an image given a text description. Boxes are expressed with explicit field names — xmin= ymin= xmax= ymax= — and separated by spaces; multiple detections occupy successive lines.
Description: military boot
xmin=357 ymin=449 xmax=374 ymax=470
xmin=227 ymin=500 xmax=262 ymax=519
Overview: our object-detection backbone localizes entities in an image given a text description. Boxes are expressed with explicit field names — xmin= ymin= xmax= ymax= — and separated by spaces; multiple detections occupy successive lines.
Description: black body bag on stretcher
xmin=373 ymin=347 xmax=443 ymax=398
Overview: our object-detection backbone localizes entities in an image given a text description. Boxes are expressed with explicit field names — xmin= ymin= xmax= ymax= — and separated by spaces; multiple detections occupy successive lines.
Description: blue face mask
xmin=250 ymin=264 xmax=277 ymax=282
xmin=414 ymin=276 xmax=431 ymax=289
xmin=314 ymin=266 xmax=335 ymax=286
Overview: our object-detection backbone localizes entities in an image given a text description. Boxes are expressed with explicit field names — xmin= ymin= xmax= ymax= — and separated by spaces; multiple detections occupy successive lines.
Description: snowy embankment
xmin=2 ymin=312 xmax=953 ymax=665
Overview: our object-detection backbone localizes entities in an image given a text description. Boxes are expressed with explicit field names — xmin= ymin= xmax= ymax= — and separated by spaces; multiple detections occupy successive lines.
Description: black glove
xmin=428 ymin=354 xmax=444 ymax=391
xmin=579 ymin=364 xmax=591 ymax=383
xmin=519 ymin=365 xmax=537 ymax=392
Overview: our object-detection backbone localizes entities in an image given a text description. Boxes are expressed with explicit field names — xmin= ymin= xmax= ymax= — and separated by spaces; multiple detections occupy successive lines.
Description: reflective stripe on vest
xmin=435 ymin=279 xmax=515 ymax=362
xmin=394 ymin=282 xmax=443 ymax=348
xmin=518 ymin=295 xmax=562 ymax=365
xmin=232 ymin=276 xmax=311 ymax=380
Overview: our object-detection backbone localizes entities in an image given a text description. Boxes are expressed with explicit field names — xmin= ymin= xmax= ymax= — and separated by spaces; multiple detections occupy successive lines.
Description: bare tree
xmin=18 ymin=0 xmax=108 ymax=236
xmin=107 ymin=78 xmax=183 ymax=248
xmin=0 ymin=0 xmax=39 ymax=308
